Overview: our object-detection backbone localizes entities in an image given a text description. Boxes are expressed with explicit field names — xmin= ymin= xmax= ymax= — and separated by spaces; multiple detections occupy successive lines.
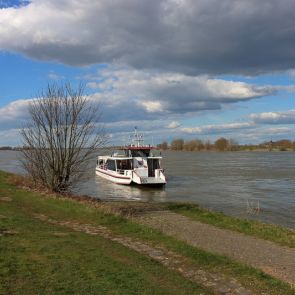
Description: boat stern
xmin=132 ymin=169 xmax=166 ymax=186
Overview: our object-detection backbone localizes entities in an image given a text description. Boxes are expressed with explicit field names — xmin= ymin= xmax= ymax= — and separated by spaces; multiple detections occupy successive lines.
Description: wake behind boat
xmin=96 ymin=130 xmax=166 ymax=186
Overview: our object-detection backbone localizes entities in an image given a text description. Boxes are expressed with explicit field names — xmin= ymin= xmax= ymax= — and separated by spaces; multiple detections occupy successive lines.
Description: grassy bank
xmin=166 ymin=203 xmax=295 ymax=248
xmin=0 ymin=171 xmax=294 ymax=295
xmin=0 ymin=172 xmax=207 ymax=295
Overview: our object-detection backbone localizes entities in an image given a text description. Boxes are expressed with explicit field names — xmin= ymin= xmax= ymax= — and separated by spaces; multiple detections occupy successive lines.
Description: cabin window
xmin=147 ymin=159 xmax=160 ymax=177
xmin=99 ymin=160 xmax=104 ymax=166
xmin=116 ymin=160 xmax=132 ymax=170
xmin=106 ymin=160 xmax=116 ymax=171
xmin=131 ymin=149 xmax=150 ymax=157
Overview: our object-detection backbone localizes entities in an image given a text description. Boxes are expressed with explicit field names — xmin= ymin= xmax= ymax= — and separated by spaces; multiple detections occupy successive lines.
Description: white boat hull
xmin=96 ymin=168 xmax=166 ymax=186
xmin=132 ymin=169 xmax=166 ymax=185
xmin=96 ymin=168 xmax=132 ymax=185
xmin=96 ymin=137 xmax=167 ymax=186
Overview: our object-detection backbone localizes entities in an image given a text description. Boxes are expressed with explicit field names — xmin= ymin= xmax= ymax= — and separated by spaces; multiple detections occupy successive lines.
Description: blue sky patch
xmin=1 ymin=1 xmax=295 ymax=145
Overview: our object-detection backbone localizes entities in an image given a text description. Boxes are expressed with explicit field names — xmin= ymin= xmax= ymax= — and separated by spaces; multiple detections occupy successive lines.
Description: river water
xmin=0 ymin=150 xmax=294 ymax=229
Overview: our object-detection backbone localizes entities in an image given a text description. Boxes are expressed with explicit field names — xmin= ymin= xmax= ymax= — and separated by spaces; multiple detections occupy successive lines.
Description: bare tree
xmin=171 ymin=138 xmax=184 ymax=151
xmin=214 ymin=137 xmax=228 ymax=151
xmin=157 ymin=141 xmax=168 ymax=150
xmin=228 ymin=138 xmax=239 ymax=151
xmin=20 ymin=82 xmax=106 ymax=193
xmin=205 ymin=140 xmax=212 ymax=151
xmin=184 ymin=139 xmax=204 ymax=151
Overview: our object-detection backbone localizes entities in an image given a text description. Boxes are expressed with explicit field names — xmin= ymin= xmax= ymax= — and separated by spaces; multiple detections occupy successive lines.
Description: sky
xmin=0 ymin=0 xmax=295 ymax=146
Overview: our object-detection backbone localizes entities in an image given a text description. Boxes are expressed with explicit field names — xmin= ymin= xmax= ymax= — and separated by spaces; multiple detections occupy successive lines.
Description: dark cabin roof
xmin=120 ymin=145 xmax=155 ymax=150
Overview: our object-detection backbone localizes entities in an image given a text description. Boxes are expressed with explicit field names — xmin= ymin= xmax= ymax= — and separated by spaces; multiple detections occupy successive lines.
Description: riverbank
xmin=0 ymin=171 xmax=294 ymax=294
xmin=1 ymin=150 xmax=295 ymax=229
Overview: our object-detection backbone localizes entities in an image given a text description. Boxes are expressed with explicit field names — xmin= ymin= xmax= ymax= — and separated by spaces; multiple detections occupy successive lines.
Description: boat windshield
xmin=124 ymin=148 xmax=162 ymax=157
xmin=131 ymin=149 xmax=150 ymax=157
xmin=116 ymin=159 xmax=132 ymax=170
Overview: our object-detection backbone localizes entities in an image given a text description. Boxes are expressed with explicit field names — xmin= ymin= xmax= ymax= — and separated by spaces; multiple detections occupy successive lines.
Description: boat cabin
xmin=97 ymin=146 xmax=162 ymax=177
xmin=96 ymin=129 xmax=166 ymax=185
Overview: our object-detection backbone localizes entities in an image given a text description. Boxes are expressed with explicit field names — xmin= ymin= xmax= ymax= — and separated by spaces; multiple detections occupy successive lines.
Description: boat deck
xmin=138 ymin=177 xmax=166 ymax=184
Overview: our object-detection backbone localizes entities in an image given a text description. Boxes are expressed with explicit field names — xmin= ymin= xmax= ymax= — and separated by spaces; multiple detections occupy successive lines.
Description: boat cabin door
xmin=147 ymin=159 xmax=160 ymax=177
xmin=133 ymin=157 xmax=148 ymax=177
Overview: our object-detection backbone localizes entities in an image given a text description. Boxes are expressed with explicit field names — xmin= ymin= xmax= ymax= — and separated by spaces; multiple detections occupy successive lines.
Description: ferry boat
xmin=96 ymin=130 xmax=166 ymax=186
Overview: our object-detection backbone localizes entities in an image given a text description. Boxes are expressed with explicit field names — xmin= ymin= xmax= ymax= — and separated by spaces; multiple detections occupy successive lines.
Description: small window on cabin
xmin=131 ymin=149 xmax=150 ymax=157
xmin=116 ymin=160 xmax=122 ymax=170
xmin=155 ymin=159 xmax=160 ymax=169
xmin=107 ymin=160 xmax=116 ymax=171
xmin=123 ymin=160 xmax=132 ymax=169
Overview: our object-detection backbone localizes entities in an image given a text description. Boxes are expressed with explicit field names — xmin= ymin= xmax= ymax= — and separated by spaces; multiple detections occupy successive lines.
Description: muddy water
xmin=1 ymin=150 xmax=294 ymax=229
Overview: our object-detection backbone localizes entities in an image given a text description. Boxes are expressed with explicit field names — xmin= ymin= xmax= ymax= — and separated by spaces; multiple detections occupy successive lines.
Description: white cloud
xmin=102 ymin=119 xmax=182 ymax=145
xmin=236 ymin=127 xmax=293 ymax=144
xmin=1 ymin=94 xmax=295 ymax=145
xmin=0 ymin=99 xmax=31 ymax=123
xmin=287 ymin=69 xmax=295 ymax=78
xmin=0 ymin=128 xmax=22 ymax=146
xmin=48 ymin=71 xmax=64 ymax=80
xmin=250 ymin=110 xmax=295 ymax=124
xmin=167 ymin=121 xmax=181 ymax=129
xmin=181 ymin=122 xmax=254 ymax=134
xmin=0 ymin=65 xmax=286 ymax=146
xmin=1 ymin=59 xmax=294 ymax=145
xmin=139 ymin=101 xmax=163 ymax=113
xmin=2 ymin=1 xmax=295 ymax=74
xmin=177 ymin=121 xmax=294 ymax=144
xmin=88 ymin=66 xmax=276 ymax=118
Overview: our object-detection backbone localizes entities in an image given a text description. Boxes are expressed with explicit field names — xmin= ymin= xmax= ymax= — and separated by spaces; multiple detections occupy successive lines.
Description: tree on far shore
xmin=163 ymin=137 xmax=295 ymax=152
xmin=171 ymin=138 xmax=184 ymax=150
xmin=21 ymin=82 xmax=106 ymax=193
xmin=157 ymin=141 xmax=168 ymax=150
xmin=214 ymin=137 xmax=229 ymax=151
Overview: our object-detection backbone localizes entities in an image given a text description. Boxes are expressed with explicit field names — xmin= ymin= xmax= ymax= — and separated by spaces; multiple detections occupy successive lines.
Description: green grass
xmin=165 ymin=202 xmax=295 ymax=248
xmin=0 ymin=174 xmax=209 ymax=295
xmin=0 ymin=171 xmax=294 ymax=295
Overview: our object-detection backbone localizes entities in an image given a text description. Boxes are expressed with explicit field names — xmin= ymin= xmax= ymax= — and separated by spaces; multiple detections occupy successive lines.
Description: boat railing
xmin=116 ymin=169 xmax=125 ymax=175
xmin=98 ymin=164 xmax=107 ymax=170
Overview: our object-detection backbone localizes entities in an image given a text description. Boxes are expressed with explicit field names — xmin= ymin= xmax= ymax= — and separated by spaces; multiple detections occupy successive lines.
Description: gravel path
xmin=134 ymin=211 xmax=295 ymax=286
xmin=34 ymin=213 xmax=256 ymax=295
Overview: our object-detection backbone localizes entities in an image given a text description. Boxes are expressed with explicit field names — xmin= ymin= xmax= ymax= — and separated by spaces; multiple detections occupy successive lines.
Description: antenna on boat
xmin=133 ymin=127 xmax=144 ymax=147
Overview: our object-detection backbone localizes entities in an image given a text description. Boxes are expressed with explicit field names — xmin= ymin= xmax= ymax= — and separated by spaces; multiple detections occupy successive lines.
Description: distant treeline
xmin=0 ymin=146 xmax=37 ymax=151
xmin=157 ymin=138 xmax=295 ymax=152
xmin=1 ymin=138 xmax=295 ymax=152
xmin=0 ymin=146 xmax=19 ymax=151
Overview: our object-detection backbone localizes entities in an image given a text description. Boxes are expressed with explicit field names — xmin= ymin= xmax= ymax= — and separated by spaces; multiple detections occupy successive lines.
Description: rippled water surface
xmin=1 ymin=150 xmax=294 ymax=229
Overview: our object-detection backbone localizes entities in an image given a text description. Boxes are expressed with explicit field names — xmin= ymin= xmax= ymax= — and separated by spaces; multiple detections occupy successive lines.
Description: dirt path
xmin=34 ymin=213 xmax=255 ymax=295
xmin=133 ymin=211 xmax=295 ymax=285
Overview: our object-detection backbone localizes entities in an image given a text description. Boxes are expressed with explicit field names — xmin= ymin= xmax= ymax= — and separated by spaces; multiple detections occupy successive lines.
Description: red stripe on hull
xmin=96 ymin=168 xmax=131 ymax=179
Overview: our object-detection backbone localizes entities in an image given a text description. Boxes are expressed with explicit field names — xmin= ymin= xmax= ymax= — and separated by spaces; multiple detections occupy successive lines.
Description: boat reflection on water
xmin=93 ymin=174 xmax=167 ymax=202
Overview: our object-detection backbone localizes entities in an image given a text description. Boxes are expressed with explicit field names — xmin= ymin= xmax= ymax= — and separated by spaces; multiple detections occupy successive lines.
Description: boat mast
xmin=132 ymin=127 xmax=144 ymax=147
